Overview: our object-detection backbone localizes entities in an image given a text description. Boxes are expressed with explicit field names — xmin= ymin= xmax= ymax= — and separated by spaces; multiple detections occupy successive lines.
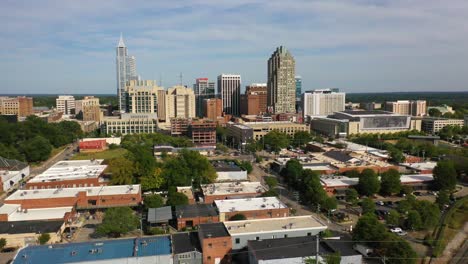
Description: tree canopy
xmin=96 ymin=207 xmax=139 ymax=237
xmin=166 ymin=192 xmax=189 ymax=207
xmin=263 ymin=130 xmax=290 ymax=152
xmin=144 ymin=194 xmax=165 ymax=209
xmin=361 ymin=198 xmax=376 ymax=215
xmin=357 ymin=169 xmax=380 ymax=196
xmin=380 ymin=169 xmax=401 ymax=196
xmin=433 ymin=161 xmax=457 ymax=191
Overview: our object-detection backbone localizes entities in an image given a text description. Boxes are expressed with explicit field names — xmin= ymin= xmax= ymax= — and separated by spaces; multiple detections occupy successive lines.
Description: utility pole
xmin=315 ymin=235 xmax=319 ymax=264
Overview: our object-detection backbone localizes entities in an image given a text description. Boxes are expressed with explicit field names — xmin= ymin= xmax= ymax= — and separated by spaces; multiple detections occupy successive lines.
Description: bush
xmin=38 ymin=233 xmax=51 ymax=245
xmin=0 ymin=238 xmax=6 ymax=249
xmin=148 ymin=227 xmax=168 ymax=235
xmin=229 ymin=214 xmax=247 ymax=221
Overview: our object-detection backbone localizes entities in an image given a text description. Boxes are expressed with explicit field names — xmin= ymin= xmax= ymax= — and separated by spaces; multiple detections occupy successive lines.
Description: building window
xmin=307 ymin=233 xmax=311 ymax=236
xmin=207 ymin=256 xmax=211 ymax=260
xmin=208 ymin=243 xmax=212 ymax=248
xmin=223 ymin=241 xmax=227 ymax=247
xmin=284 ymin=234 xmax=288 ymax=238
xmin=235 ymin=238 xmax=240 ymax=244
xmin=256 ymin=237 xmax=259 ymax=241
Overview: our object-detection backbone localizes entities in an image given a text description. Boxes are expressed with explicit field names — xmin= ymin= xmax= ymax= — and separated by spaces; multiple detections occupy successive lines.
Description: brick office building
xmin=25 ymin=160 xmax=108 ymax=190
xmin=189 ymin=119 xmax=217 ymax=146
xmin=198 ymin=223 xmax=232 ymax=264
xmin=214 ymin=197 xmax=289 ymax=222
xmin=5 ymin=185 xmax=141 ymax=210
xmin=176 ymin=204 xmax=219 ymax=230
xmin=204 ymin=98 xmax=223 ymax=121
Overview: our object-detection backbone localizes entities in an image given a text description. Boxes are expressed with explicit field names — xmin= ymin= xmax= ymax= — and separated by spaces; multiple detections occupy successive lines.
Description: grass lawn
xmin=71 ymin=148 xmax=128 ymax=161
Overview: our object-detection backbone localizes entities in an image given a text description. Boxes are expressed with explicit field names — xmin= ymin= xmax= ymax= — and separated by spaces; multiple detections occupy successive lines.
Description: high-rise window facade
xmin=194 ymin=78 xmax=215 ymax=117
xmin=217 ymin=74 xmax=241 ymax=116
xmin=267 ymin=46 xmax=296 ymax=113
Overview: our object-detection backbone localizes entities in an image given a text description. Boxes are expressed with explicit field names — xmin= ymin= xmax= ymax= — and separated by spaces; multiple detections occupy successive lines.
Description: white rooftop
xmin=401 ymin=162 xmax=437 ymax=171
xmin=202 ymin=182 xmax=266 ymax=196
xmin=214 ymin=197 xmax=286 ymax=213
xmin=320 ymin=176 xmax=359 ymax=188
xmin=6 ymin=185 xmax=140 ymax=201
xmin=400 ymin=174 xmax=434 ymax=183
xmin=0 ymin=205 xmax=73 ymax=222
xmin=29 ymin=159 xmax=106 ymax=183
xmin=224 ymin=215 xmax=327 ymax=235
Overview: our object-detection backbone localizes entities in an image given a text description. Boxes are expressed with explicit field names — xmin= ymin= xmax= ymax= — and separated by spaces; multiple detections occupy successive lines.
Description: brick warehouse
xmin=198 ymin=223 xmax=232 ymax=264
xmin=214 ymin=197 xmax=289 ymax=222
xmin=25 ymin=160 xmax=108 ymax=190
xmin=201 ymin=182 xmax=266 ymax=204
xmin=5 ymin=185 xmax=141 ymax=210
xmin=176 ymin=204 xmax=219 ymax=230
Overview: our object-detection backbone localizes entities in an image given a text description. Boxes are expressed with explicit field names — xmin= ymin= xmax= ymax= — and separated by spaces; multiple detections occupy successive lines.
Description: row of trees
xmin=280 ymin=159 xmax=337 ymax=211
xmin=345 ymin=168 xmax=401 ymax=197
xmin=0 ymin=116 xmax=82 ymax=162
xmin=243 ymin=130 xmax=324 ymax=153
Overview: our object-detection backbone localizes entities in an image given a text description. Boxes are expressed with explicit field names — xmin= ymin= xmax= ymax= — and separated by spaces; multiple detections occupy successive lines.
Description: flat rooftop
xmin=320 ymin=176 xmax=359 ymax=188
xmin=6 ymin=185 xmax=140 ymax=201
xmin=29 ymin=159 xmax=106 ymax=183
xmin=201 ymin=181 xmax=265 ymax=196
xmin=12 ymin=236 xmax=171 ymax=264
xmin=199 ymin=222 xmax=230 ymax=238
xmin=177 ymin=186 xmax=194 ymax=200
xmin=401 ymin=162 xmax=437 ymax=171
xmin=248 ymin=236 xmax=327 ymax=260
xmin=176 ymin=204 xmax=218 ymax=218
xmin=214 ymin=197 xmax=287 ymax=213
xmin=212 ymin=161 xmax=243 ymax=172
xmin=341 ymin=110 xmax=395 ymax=116
xmin=400 ymin=174 xmax=434 ymax=183
xmin=224 ymin=215 xmax=327 ymax=235
xmin=0 ymin=204 xmax=73 ymax=221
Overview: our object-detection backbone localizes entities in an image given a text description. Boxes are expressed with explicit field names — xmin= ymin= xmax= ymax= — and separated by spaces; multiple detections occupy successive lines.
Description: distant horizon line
xmin=1 ymin=90 xmax=467 ymax=96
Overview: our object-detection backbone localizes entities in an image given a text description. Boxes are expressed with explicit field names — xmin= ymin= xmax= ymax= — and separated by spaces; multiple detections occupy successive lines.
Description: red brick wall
xmin=201 ymin=236 xmax=232 ymax=264
xmin=338 ymin=166 xmax=399 ymax=174
xmin=5 ymin=197 xmax=78 ymax=209
xmin=223 ymin=208 xmax=289 ymax=220
xmin=25 ymin=178 xmax=104 ymax=190
xmin=177 ymin=215 xmax=220 ymax=230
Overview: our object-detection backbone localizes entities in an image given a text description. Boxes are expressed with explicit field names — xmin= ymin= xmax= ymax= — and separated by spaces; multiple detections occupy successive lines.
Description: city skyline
xmin=1 ymin=0 xmax=468 ymax=94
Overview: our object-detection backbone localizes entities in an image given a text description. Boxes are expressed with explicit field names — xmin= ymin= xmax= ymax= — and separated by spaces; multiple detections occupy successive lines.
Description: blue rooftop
xmin=12 ymin=236 xmax=171 ymax=264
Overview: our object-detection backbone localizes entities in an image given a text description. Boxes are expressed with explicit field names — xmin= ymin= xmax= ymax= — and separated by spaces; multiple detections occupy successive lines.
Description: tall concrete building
xmin=125 ymin=80 xmax=163 ymax=114
xmin=385 ymin=100 xmax=426 ymax=117
xmin=302 ymin=89 xmax=345 ymax=117
xmin=267 ymin=46 xmax=296 ymax=113
xmin=217 ymin=74 xmax=241 ymax=116
xmin=295 ymin=76 xmax=302 ymax=101
xmin=56 ymin=95 xmax=76 ymax=115
xmin=165 ymin=86 xmax=196 ymax=120
xmin=75 ymin=96 xmax=102 ymax=122
xmin=0 ymin=96 xmax=33 ymax=117
xmin=194 ymin=78 xmax=215 ymax=117
xmin=240 ymin=83 xmax=267 ymax=115
xmin=116 ymin=34 xmax=139 ymax=112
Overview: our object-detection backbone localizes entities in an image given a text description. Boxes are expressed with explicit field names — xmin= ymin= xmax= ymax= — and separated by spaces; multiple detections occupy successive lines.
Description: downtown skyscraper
xmin=193 ymin=78 xmax=215 ymax=117
xmin=116 ymin=34 xmax=139 ymax=112
xmin=267 ymin=46 xmax=296 ymax=113
xmin=218 ymin=74 xmax=241 ymax=116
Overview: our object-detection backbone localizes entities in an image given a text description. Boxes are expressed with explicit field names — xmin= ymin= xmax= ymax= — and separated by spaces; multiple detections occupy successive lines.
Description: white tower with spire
xmin=116 ymin=34 xmax=138 ymax=112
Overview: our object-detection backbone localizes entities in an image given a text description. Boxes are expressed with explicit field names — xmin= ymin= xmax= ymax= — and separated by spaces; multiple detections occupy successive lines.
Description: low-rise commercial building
xmin=421 ymin=117 xmax=464 ymax=134
xmin=78 ymin=139 xmax=107 ymax=152
xmin=175 ymin=204 xmax=219 ymax=230
xmin=172 ymin=232 xmax=203 ymax=264
xmin=400 ymin=174 xmax=434 ymax=190
xmin=5 ymin=185 xmax=141 ymax=210
xmin=0 ymin=156 xmax=30 ymax=192
xmin=198 ymin=223 xmax=232 ymax=264
xmin=401 ymin=162 xmax=437 ymax=174
xmin=224 ymin=215 xmax=327 ymax=250
xmin=100 ymin=113 xmax=159 ymax=135
xmin=242 ymin=121 xmax=309 ymax=141
xmin=212 ymin=161 xmax=248 ymax=182
xmin=320 ymin=176 xmax=359 ymax=196
xmin=201 ymin=181 xmax=266 ymax=204
xmin=0 ymin=204 xmax=74 ymax=222
xmin=214 ymin=197 xmax=289 ymax=222
xmin=147 ymin=206 xmax=172 ymax=227
xmin=12 ymin=236 xmax=172 ymax=264
xmin=248 ymin=236 xmax=362 ymax=264
xmin=25 ymin=160 xmax=107 ymax=190
xmin=0 ymin=220 xmax=65 ymax=248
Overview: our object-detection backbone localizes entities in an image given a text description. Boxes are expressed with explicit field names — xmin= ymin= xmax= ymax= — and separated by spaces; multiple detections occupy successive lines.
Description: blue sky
xmin=1 ymin=0 xmax=467 ymax=94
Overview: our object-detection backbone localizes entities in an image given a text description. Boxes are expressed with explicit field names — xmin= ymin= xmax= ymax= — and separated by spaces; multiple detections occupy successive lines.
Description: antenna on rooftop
xmin=179 ymin=72 xmax=183 ymax=86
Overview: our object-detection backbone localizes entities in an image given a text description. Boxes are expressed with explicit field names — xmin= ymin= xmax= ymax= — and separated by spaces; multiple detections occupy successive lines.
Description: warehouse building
xmin=201 ymin=182 xmax=266 ymax=204
xmin=214 ymin=197 xmax=289 ymax=222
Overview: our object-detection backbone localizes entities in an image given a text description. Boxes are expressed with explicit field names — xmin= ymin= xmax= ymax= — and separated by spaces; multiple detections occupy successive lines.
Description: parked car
xmin=376 ymin=201 xmax=384 ymax=206
xmin=390 ymin=227 xmax=403 ymax=233
xmin=397 ymin=231 xmax=407 ymax=236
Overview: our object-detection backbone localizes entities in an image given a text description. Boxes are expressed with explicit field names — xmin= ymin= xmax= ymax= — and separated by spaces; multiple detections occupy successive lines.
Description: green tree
xmin=433 ymin=161 xmax=457 ymax=191
xmin=20 ymin=135 xmax=53 ymax=162
xmin=388 ymin=147 xmax=405 ymax=163
xmin=108 ymin=157 xmax=136 ymax=185
xmin=38 ymin=233 xmax=51 ymax=245
xmin=345 ymin=188 xmax=359 ymax=205
xmin=264 ymin=177 xmax=278 ymax=189
xmin=361 ymin=198 xmax=376 ymax=215
xmin=345 ymin=169 xmax=360 ymax=178
xmin=292 ymin=131 xmax=312 ymax=147
xmin=140 ymin=167 xmax=165 ymax=191
xmin=280 ymin=159 xmax=303 ymax=188
xmin=386 ymin=210 xmax=400 ymax=226
xmin=144 ymin=194 xmax=165 ymax=209
xmin=380 ymin=169 xmax=401 ymax=196
xmin=322 ymin=197 xmax=338 ymax=211
xmin=397 ymin=196 xmax=416 ymax=214
xmin=239 ymin=161 xmax=253 ymax=174
xmin=415 ymin=200 xmax=440 ymax=229
xmin=358 ymin=169 xmax=380 ymax=196
xmin=381 ymin=235 xmax=418 ymax=264
xmin=428 ymin=108 xmax=442 ymax=117
xmin=166 ymin=192 xmax=189 ymax=207
xmin=128 ymin=144 xmax=157 ymax=179
xmin=353 ymin=214 xmax=388 ymax=247
xmin=263 ymin=130 xmax=290 ymax=152
xmin=96 ymin=207 xmax=139 ymax=237
xmin=406 ymin=210 xmax=422 ymax=230
xmin=301 ymin=170 xmax=328 ymax=207
xmin=325 ymin=251 xmax=341 ymax=264
xmin=436 ymin=190 xmax=450 ymax=209
xmin=0 ymin=238 xmax=6 ymax=250
xmin=229 ymin=213 xmax=247 ymax=221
